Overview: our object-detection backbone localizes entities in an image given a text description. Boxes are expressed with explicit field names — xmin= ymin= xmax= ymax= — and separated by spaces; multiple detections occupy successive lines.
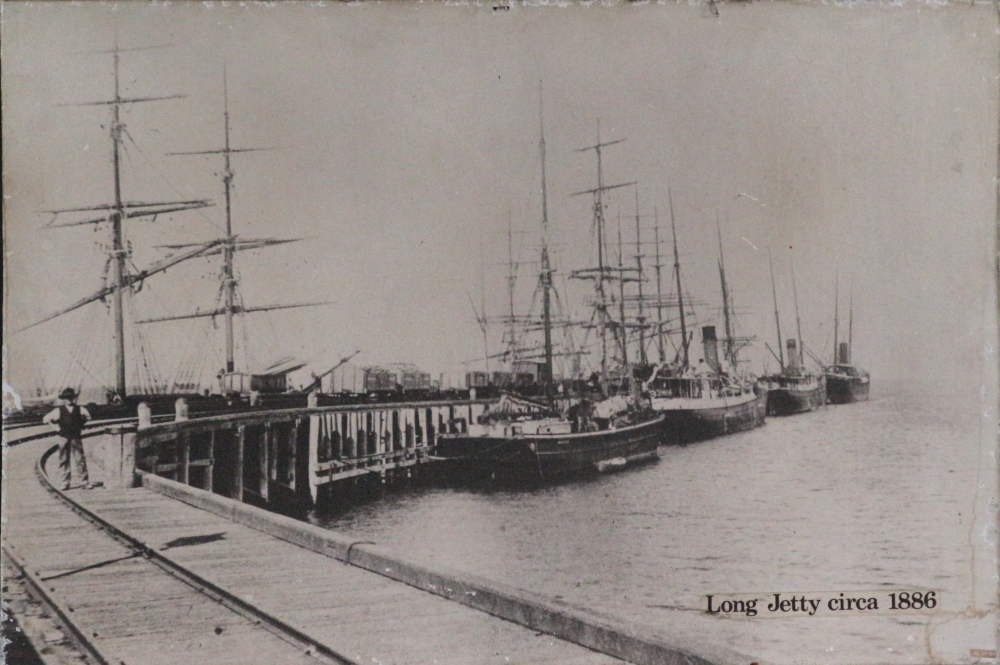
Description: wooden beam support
xmin=205 ymin=430 xmax=215 ymax=493
xmin=179 ymin=433 xmax=190 ymax=485
xmin=233 ymin=425 xmax=245 ymax=502
xmin=260 ymin=424 xmax=269 ymax=502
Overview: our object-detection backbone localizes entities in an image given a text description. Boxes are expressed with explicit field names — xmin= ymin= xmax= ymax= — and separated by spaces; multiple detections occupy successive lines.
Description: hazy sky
xmin=2 ymin=1 xmax=996 ymax=397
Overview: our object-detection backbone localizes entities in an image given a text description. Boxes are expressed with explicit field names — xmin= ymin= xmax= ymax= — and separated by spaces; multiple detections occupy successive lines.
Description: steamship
xmin=823 ymin=279 xmax=870 ymax=404
xmin=647 ymin=326 xmax=766 ymax=444
xmin=761 ymin=338 xmax=826 ymax=416
xmin=824 ymin=342 xmax=870 ymax=404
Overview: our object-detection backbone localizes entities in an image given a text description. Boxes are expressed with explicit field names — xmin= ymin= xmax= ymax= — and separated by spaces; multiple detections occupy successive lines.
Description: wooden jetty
xmin=2 ymin=403 xmax=746 ymax=665
xmin=130 ymin=398 xmax=495 ymax=510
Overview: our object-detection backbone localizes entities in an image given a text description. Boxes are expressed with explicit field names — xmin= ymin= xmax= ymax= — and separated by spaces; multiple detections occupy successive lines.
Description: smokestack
xmin=838 ymin=341 xmax=850 ymax=365
xmin=702 ymin=326 xmax=720 ymax=373
xmin=786 ymin=338 xmax=799 ymax=372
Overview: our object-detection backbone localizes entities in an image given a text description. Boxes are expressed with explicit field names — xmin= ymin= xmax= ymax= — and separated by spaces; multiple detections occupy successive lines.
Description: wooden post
xmin=426 ymin=408 xmax=435 ymax=447
xmin=179 ymin=433 xmax=190 ymax=485
xmin=205 ymin=430 xmax=215 ymax=493
xmin=392 ymin=410 xmax=401 ymax=451
xmin=316 ymin=415 xmax=329 ymax=464
xmin=295 ymin=417 xmax=313 ymax=505
xmin=268 ymin=424 xmax=278 ymax=482
xmin=137 ymin=402 xmax=152 ymax=429
xmin=288 ymin=419 xmax=298 ymax=489
xmin=233 ymin=425 xmax=245 ymax=502
xmin=358 ymin=411 xmax=378 ymax=457
xmin=260 ymin=425 xmax=269 ymax=501
xmin=175 ymin=397 xmax=189 ymax=422
xmin=405 ymin=410 xmax=414 ymax=449
xmin=357 ymin=425 xmax=367 ymax=459
xmin=377 ymin=410 xmax=385 ymax=455
xmin=345 ymin=413 xmax=356 ymax=458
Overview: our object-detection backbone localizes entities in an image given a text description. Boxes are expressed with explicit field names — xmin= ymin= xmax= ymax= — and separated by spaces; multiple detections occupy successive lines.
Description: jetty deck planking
xmin=5 ymin=437 xmax=631 ymax=664
xmin=3 ymin=441 xmax=328 ymax=665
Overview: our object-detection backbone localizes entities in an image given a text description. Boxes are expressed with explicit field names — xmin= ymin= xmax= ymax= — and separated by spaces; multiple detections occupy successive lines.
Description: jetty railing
xmin=128 ymin=398 xmax=493 ymax=507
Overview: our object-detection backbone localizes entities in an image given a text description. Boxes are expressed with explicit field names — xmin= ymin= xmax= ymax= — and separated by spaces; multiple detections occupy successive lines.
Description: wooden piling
xmin=205 ymin=430 xmax=215 ymax=493
xmin=260 ymin=425 xmax=269 ymax=502
xmin=179 ymin=433 xmax=190 ymax=485
xmin=233 ymin=425 xmax=245 ymax=502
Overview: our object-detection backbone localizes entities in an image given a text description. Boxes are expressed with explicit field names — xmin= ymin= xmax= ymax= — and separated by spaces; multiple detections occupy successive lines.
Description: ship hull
xmin=766 ymin=383 xmax=826 ymax=416
xmin=653 ymin=390 xmax=767 ymax=445
xmin=825 ymin=375 xmax=870 ymax=404
xmin=433 ymin=414 xmax=664 ymax=481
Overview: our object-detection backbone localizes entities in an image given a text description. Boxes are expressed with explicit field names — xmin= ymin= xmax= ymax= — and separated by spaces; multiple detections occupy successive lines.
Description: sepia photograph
xmin=2 ymin=2 xmax=997 ymax=664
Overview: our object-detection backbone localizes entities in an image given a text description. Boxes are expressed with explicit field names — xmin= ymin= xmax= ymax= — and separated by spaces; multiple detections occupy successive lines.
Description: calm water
xmin=310 ymin=383 xmax=995 ymax=664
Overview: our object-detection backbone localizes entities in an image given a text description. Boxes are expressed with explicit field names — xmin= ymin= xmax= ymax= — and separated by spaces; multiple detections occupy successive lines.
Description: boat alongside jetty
xmin=761 ymin=255 xmax=826 ymax=416
xmin=435 ymin=395 xmax=664 ymax=480
xmin=762 ymin=349 xmax=827 ymax=416
xmin=645 ymin=210 xmax=766 ymax=443
xmin=824 ymin=278 xmax=870 ymax=404
xmin=433 ymin=104 xmax=663 ymax=481
xmin=825 ymin=359 xmax=870 ymax=404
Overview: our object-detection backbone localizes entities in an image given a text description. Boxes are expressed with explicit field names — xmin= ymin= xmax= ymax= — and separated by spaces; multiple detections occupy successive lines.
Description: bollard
xmin=106 ymin=426 xmax=138 ymax=488
xmin=174 ymin=397 xmax=189 ymax=422
xmin=138 ymin=402 xmax=152 ymax=429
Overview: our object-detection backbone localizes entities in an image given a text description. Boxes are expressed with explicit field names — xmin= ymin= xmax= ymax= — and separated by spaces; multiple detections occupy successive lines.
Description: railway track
xmin=3 ymin=432 xmax=357 ymax=665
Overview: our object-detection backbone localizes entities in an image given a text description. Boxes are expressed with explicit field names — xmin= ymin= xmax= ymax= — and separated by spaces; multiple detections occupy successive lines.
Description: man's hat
xmin=59 ymin=387 xmax=79 ymax=400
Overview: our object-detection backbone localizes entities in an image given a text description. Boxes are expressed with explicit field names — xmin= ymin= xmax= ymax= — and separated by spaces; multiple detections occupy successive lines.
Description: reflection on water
xmin=309 ymin=383 xmax=993 ymax=664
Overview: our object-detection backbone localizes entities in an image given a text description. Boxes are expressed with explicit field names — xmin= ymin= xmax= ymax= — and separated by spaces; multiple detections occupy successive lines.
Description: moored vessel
xmin=11 ymin=51 xmax=328 ymax=421
xmin=645 ymin=210 xmax=766 ymax=443
xmin=434 ymin=101 xmax=663 ymax=481
xmin=823 ymin=277 xmax=870 ymax=404
xmin=434 ymin=394 xmax=664 ymax=480
xmin=761 ymin=254 xmax=826 ymax=416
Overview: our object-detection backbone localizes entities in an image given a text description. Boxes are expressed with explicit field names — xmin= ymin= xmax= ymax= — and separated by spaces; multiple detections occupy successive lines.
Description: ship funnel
xmin=786 ymin=338 xmax=800 ymax=372
xmin=838 ymin=341 xmax=850 ymax=365
xmin=702 ymin=326 xmax=720 ymax=373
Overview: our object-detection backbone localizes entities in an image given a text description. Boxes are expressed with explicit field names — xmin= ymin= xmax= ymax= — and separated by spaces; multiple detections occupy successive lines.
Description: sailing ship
xmin=135 ymin=68 xmax=327 ymax=405
xmin=13 ymin=46 xmax=322 ymax=418
xmin=760 ymin=254 xmax=826 ymax=416
xmin=823 ymin=277 xmax=870 ymax=404
xmin=644 ymin=209 xmax=766 ymax=443
xmin=434 ymin=103 xmax=664 ymax=481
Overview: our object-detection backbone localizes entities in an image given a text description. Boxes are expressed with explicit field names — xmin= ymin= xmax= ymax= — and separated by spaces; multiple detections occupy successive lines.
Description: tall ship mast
xmin=433 ymin=111 xmax=664 ymax=482
xmin=644 ymin=201 xmax=766 ymax=444
xmin=538 ymin=88 xmax=555 ymax=406
xmin=136 ymin=69 xmax=327 ymax=395
xmin=569 ymin=121 xmax=635 ymax=397
xmin=15 ymin=43 xmax=218 ymax=404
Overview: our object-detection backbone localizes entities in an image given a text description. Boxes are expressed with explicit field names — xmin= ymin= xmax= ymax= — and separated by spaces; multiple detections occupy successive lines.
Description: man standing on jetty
xmin=43 ymin=388 xmax=92 ymax=490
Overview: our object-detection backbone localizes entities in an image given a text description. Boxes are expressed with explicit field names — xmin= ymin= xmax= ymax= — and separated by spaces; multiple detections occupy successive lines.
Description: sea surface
xmin=310 ymin=382 xmax=996 ymax=665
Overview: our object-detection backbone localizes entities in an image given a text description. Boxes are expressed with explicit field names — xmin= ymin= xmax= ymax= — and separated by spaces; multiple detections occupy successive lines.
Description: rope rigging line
xmin=129 ymin=294 xmax=165 ymax=393
xmin=122 ymin=126 xmax=225 ymax=234
xmin=66 ymin=311 xmax=106 ymax=395
xmin=57 ymin=307 xmax=94 ymax=391
xmin=76 ymin=304 xmax=112 ymax=394
xmin=236 ymin=289 xmax=255 ymax=372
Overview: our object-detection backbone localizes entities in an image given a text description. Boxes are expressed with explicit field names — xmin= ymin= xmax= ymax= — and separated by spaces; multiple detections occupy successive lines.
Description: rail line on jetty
xmin=2 ymin=405 xmax=748 ymax=665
